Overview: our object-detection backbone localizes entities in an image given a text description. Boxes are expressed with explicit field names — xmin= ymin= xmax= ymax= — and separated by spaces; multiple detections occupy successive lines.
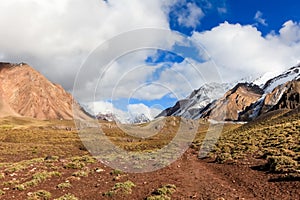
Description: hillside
xmin=0 ymin=62 xmax=89 ymax=120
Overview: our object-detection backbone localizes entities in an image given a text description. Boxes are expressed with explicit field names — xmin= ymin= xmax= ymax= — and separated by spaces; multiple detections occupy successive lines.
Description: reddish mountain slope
xmin=0 ymin=62 xmax=89 ymax=120
xmin=201 ymin=83 xmax=263 ymax=121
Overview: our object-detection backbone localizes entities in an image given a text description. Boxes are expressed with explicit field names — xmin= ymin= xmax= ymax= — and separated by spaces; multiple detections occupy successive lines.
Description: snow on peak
xmin=263 ymin=65 xmax=300 ymax=93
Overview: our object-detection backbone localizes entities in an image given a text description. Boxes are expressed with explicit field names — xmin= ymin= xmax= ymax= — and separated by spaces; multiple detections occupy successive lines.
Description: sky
xmin=1 ymin=0 xmax=300 ymax=121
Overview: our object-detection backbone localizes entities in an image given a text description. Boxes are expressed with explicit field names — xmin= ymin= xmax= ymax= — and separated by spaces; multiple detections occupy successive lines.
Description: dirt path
xmin=1 ymin=149 xmax=299 ymax=200
xmin=84 ymin=149 xmax=299 ymax=199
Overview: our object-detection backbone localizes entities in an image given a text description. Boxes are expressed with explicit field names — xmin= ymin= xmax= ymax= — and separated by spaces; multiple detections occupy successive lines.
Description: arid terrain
xmin=0 ymin=110 xmax=299 ymax=200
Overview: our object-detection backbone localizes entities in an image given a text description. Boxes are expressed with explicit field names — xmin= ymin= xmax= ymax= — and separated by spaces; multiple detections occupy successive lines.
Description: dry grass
xmin=211 ymin=109 xmax=300 ymax=177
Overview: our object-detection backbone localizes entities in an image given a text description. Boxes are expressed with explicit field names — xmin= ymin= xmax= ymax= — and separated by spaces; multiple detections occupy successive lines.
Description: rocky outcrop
xmin=240 ymin=80 xmax=300 ymax=121
xmin=201 ymin=83 xmax=263 ymax=121
xmin=0 ymin=62 xmax=89 ymax=120
xmin=156 ymin=83 xmax=231 ymax=119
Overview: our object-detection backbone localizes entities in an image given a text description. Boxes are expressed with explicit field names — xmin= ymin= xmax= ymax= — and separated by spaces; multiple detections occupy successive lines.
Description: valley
xmin=0 ymin=111 xmax=299 ymax=199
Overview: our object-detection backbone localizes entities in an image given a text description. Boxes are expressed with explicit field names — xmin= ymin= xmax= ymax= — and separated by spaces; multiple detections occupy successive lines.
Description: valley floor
xmin=0 ymin=115 xmax=299 ymax=200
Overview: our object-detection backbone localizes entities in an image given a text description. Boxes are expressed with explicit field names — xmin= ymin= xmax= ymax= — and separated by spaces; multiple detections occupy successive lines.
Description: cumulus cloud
xmin=277 ymin=20 xmax=300 ymax=45
xmin=191 ymin=21 xmax=300 ymax=82
xmin=0 ymin=0 xmax=173 ymax=91
xmin=254 ymin=11 xmax=268 ymax=26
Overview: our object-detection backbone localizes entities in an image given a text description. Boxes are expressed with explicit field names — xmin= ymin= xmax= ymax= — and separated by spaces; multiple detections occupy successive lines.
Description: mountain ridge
xmin=157 ymin=64 xmax=300 ymax=122
xmin=0 ymin=62 xmax=89 ymax=120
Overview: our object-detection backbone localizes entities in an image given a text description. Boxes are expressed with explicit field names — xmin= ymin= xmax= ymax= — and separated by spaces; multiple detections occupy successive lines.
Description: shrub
xmin=27 ymin=190 xmax=51 ymax=200
xmin=103 ymin=180 xmax=135 ymax=196
xmin=110 ymin=169 xmax=123 ymax=176
xmin=146 ymin=195 xmax=170 ymax=200
xmin=146 ymin=184 xmax=176 ymax=200
xmin=72 ymin=170 xmax=89 ymax=177
xmin=57 ymin=182 xmax=72 ymax=189
xmin=153 ymin=184 xmax=176 ymax=196
xmin=266 ymin=156 xmax=298 ymax=173
xmin=215 ymin=153 xmax=232 ymax=163
xmin=0 ymin=189 xmax=5 ymax=195
xmin=54 ymin=193 xmax=78 ymax=200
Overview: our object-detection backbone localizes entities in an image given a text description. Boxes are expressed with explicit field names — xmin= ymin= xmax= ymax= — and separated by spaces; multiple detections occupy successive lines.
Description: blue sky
xmin=1 ymin=0 xmax=300 ymax=120
xmin=170 ymin=0 xmax=300 ymax=36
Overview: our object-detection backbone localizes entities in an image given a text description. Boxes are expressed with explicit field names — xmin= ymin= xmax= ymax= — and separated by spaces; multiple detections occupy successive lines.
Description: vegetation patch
xmin=54 ymin=193 xmax=78 ymax=200
xmin=27 ymin=190 xmax=51 ymax=200
xmin=15 ymin=171 xmax=61 ymax=190
xmin=57 ymin=182 xmax=72 ymax=189
xmin=103 ymin=180 xmax=136 ymax=197
xmin=211 ymin=112 xmax=300 ymax=177
xmin=72 ymin=170 xmax=89 ymax=177
xmin=146 ymin=184 xmax=176 ymax=200
xmin=0 ymin=189 xmax=5 ymax=196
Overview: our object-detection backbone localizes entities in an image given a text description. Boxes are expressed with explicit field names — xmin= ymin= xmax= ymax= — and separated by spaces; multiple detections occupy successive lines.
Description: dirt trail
xmin=1 ymin=149 xmax=299 ymax=200
xmin=85 ymin=149 xmax=298 ymax=199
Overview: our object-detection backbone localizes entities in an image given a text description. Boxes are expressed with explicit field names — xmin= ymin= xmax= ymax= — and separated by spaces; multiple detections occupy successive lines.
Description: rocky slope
xmin=156 ymin=83 xmax=232 ymax=119
xmin=200 ymin=83 xmax=263 ymax=121
xmin=157 ymin=65 xmax=300 ymax=122
xmin=0 ymin=62 xmax=89 ymax=120
xmin=239 ymin=80 xmax=300 ymax=120
xmin=239 ymin=66 xmax=300 ymax=121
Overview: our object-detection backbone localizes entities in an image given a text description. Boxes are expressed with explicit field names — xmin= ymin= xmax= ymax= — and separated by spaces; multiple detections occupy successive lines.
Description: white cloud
xmin=176 ymin=3 xmax=204 ymax=28
xmin=0 ymin=0 xmax=173 ymax=91
xmin=254 ymin=11 xmax=268 ymax=26
xmin=277 ymin=20 xmax=300 ymax=45
xmin=191 ymin=21 xmax=300 ymax=82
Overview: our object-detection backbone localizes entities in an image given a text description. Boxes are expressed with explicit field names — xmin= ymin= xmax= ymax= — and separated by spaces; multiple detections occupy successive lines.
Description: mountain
xmin=263 ymin=65 xmax=300 ymax=93
xmin=128 ymin=113 xmax=150 ymax=124
xmin=239 ymin=65 xmax=300 ymax=121
xmin=200 ymin=83 xmax=263 ymax=121
xmin=96 ymin=113 xmax=119 ymax=122
xmin=96 ymin=111 xmax=150 ymax=124
xmin=156 ymin=83 xmax=232 ymax=119
xmin=157 ymin=64 xmax=300 ymax=122
xmin=239 ymin=79 xmax=300 ymax=120
xmin=0 ymin=62 xmax=89 ymax=120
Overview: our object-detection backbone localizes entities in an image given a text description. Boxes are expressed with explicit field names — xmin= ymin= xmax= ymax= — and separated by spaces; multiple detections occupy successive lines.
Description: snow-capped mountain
xmin=156 ymin=82 xmax=232 ymax=119
xmin=157 ymin=64 xmax=300 ymax=122
xmin=239 ymin=65 xmax=300 ymax=120
xmin=200 ymin=83 xmax=263 ymax=121
xmin=95 ymin=111 xmax=151 ymax=124
xmin=127 ymin=113 xmax=150 ymax=124
xmin=263 ymin=65 xmax=300 ymax=93
xmin=96 ymin=113 xmax=119 ymax=122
